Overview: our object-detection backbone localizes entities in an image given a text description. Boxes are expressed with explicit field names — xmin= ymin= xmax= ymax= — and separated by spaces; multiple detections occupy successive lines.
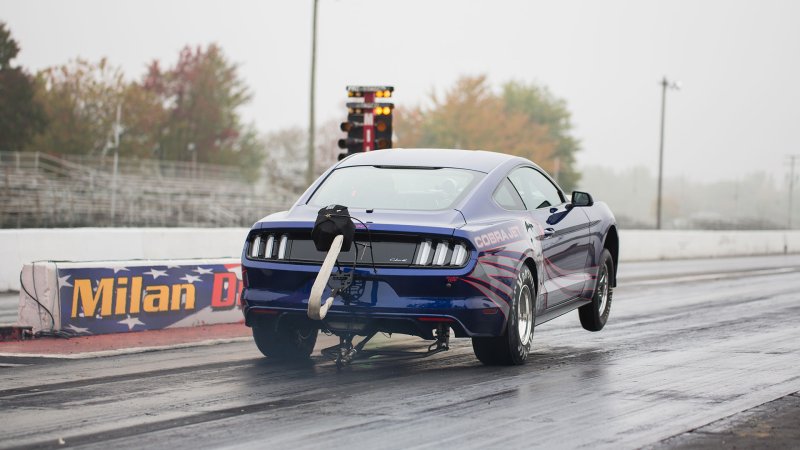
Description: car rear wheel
xmin=579 ymin=249 xmax=614 ymax=331
xmin=252 ymin=317 xmax=318 ymax=360
xmin=472 ymin=265 xmax=535 ymax=366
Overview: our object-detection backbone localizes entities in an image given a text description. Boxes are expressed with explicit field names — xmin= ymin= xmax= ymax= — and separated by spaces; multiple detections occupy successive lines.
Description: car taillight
xmin=450 ymin=243 xmax=468 ymax=266
xmin=414 ymin=239 xmax=470 ymax=267
xmin=248 ymin=233 xmax=288 ymax=260
xmin=416 ymin=240 xmax=433 ymax=265
xmin=250 ymin=235 xmax=262 ymax=258
xmin=264 ymin=235 xmax=275 ymax=258
xmin=277 ymin=234 xmax=288 ymax=259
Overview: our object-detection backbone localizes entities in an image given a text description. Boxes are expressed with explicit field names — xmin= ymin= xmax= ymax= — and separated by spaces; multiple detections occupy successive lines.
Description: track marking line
xmin=623 ymin=267 xmax=797 ymax=287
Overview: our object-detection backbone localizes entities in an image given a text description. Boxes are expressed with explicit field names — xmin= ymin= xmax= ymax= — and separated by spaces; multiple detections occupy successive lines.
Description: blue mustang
xmin=241 ymin=149 xmax=618 ymax=366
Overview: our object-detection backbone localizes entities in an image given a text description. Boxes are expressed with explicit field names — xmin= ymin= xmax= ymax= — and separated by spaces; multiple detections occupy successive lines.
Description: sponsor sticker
xmin=473 ymin=226 xmax=523 ymax=249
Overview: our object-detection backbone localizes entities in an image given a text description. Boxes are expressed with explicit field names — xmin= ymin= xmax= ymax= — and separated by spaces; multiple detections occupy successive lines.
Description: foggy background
xmin=3 ymin=0 xmax=799 ymax=228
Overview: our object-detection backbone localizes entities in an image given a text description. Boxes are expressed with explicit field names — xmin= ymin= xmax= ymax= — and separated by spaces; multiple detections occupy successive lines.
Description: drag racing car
xmin=240 ymin=149 xmax=618 ymax=366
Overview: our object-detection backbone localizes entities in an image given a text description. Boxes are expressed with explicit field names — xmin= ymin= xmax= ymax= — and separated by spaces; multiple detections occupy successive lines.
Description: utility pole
xmin=306 ymin=0 xmax=319 ymax=186
xmin=656 ymin=77 xmax=680 ymax=230
xmin=789 ymin=154 xmax=799 ymax=229
xmin=110 ymin=103 xmax=122 ymax=225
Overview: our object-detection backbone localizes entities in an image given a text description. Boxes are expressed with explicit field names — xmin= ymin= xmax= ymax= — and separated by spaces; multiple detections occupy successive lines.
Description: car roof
xmin=336 ymin=148 xmax=522 ymax=173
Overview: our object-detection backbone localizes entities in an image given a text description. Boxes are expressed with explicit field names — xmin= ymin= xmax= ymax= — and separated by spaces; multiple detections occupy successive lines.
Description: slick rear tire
xmin=579 ymin=249 xmax=614 ymax=332
xmin=472 ymin=266 xmax=535 ymax=366
xmin=252 ymin=317 xmax=318 ymax=360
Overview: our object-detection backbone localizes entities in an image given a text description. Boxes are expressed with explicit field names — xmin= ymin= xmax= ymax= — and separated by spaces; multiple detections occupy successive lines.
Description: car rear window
xmin=308 ymin=166 xmax=484 ymax=211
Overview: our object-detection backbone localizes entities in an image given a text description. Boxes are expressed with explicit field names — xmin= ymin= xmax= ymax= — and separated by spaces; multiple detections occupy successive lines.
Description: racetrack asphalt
xmin=1 ymin=254 xmax=799 ymax=449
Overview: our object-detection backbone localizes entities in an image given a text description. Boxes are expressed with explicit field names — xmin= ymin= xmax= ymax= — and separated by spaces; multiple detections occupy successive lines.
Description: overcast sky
xmin=4 ymin=0 xmax=800 ymax=184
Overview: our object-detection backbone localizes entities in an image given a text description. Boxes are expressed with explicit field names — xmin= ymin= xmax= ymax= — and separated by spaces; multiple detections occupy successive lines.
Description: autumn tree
xmin=0 ymin=22 xmax=46 ymax=151
xmin=142 ymin=44 xmax=263 ymax=178
xmin=19 ymin=43 xmax=262 ymax=178
xmin=27 ymin=58 xmax=128 ymax=155
xmin=503 ymin=81 xmax=581 ymax=190
xmin=396 ymin=75 xmax=581 ymax=190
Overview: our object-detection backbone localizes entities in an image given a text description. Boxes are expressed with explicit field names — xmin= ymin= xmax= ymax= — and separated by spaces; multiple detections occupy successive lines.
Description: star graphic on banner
xmin=193 ymin=267 xmax=214 ymax=275
xmin=180 ymin=274 xmax=202 ymax=284
xmin=58 ymin=274 xmax=73 ymax=288
xmin=66 ymin=324 xmax=90 ymax=334
xmin=118 ymin=315 xmax=145 ymax=331
xmin=144 ymin=268 xmax=168 ymax=279
xmin=166 ymin=264 xmax=181 ymax=269
xmin=113 ymin=267 xmax=129 ymax=274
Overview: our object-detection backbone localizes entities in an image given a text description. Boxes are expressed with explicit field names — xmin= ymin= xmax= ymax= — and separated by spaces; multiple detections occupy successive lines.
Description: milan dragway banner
xmin=18 ymin=259 xmax=244 ymax=335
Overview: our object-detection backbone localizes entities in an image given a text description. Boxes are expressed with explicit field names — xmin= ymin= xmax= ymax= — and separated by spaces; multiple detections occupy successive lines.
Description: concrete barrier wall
xmin=1 ymin=228 xmax=249 ymax=292
xmin=2 ymin=228 xmax=799 ymax=291
xmin=619 ymin=230 xmax=800 ymax=261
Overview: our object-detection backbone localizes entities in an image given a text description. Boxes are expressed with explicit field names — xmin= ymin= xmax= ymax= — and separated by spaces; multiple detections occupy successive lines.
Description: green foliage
xmin=396 ymin=75 xmax=581 ymax=191
xmin=0 ymin=22 xmax=46 ymax=151
xmin=0 ymin=22 xmax=20 ymax=69
xmin=19 ymin=42 xmax=263 ymax=180
xmin=28 ymin=58 xmax=127 ymax=155
xmin=502 ymin=80 xmax=581 ymax=191
xmin=143 ymin=44 xmax=260 ymax=176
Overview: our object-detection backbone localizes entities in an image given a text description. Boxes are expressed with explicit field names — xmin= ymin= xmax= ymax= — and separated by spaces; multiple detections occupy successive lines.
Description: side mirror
xmin=571 ymin=191 xmax=594 ymax=207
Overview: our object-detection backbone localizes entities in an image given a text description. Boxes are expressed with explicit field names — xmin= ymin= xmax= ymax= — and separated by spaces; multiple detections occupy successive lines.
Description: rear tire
xmin=579 ymin=249 xmax=614 ymax=332
xmin=472 ymin=266 xmax=535 ymax=366
xmin=252 ymin=317 xmax=318 ymax=360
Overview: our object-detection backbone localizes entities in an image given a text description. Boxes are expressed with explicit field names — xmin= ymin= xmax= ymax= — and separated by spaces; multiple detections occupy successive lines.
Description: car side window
xmin=507 ymin=167 xmax=563 ymax=210
xmin=493 ymin=178 xmax=526 ymax=210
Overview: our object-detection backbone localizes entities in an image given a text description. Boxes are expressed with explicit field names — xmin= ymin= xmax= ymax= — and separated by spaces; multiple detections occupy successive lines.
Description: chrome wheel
xmin=517 ymin=284 xmax=533 ymax=346
xmin=597 ymin=266 xmax=609 ymax=316
xmin=579 ymin=248 xmax=614 ymax=332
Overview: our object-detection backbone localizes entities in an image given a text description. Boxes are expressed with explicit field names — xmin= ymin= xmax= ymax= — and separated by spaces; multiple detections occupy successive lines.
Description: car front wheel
xmin=579 ymin=248 xmax=614 ymax=331
xmin=472 ymin=265 xmax=535 ymax=365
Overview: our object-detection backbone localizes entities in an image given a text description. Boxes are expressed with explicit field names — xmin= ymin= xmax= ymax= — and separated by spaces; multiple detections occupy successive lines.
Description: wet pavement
xmin=1 ymin=255 xmax=799 ymax=449
xmin=652 ymin=391 xmax=800 ymax=449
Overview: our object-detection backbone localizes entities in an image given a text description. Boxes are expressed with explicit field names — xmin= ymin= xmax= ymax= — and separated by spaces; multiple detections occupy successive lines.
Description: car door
xmin=507 ymin=167 xmax=592 ymax=307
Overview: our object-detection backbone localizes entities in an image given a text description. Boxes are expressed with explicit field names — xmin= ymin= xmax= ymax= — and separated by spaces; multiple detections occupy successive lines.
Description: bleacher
xmin=0 ymin=152 xmax=296 ymax=228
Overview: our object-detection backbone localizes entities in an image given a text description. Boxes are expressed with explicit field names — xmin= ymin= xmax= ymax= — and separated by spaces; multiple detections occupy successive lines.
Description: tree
xmin=27 ymin=58 xmax=128 ymax=155
xmin=21 ymin=43 xmax=262 ymax=180
xmin=143 ymin=44 xmax=262 ymax=176
xmin=502 ymin=80 xmax=581 ymax=190
xmin=262 ymin=118 xmax=344 ymax=195
xmin=0 ymin=23 xmax=46 ymax=151
xmin=395 ymin=75 xmax=581 ymax=190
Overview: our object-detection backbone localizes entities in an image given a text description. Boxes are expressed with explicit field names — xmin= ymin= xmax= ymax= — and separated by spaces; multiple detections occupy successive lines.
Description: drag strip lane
xmin=1 ymin=255 xmax=800 ymax=449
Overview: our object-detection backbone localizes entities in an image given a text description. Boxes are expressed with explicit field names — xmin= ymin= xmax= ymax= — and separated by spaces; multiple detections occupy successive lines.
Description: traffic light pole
xmin=363 ymin=92 xmax=375 ymax=152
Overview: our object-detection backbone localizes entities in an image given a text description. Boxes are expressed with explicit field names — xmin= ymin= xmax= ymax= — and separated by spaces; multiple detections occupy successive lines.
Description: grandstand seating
xmin=0 ymin=152 xmax=296 ymax=228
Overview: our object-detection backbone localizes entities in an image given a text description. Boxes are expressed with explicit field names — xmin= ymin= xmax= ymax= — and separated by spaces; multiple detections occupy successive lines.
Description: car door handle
xmin=543 ymin=228 xmax=556 ymax=238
